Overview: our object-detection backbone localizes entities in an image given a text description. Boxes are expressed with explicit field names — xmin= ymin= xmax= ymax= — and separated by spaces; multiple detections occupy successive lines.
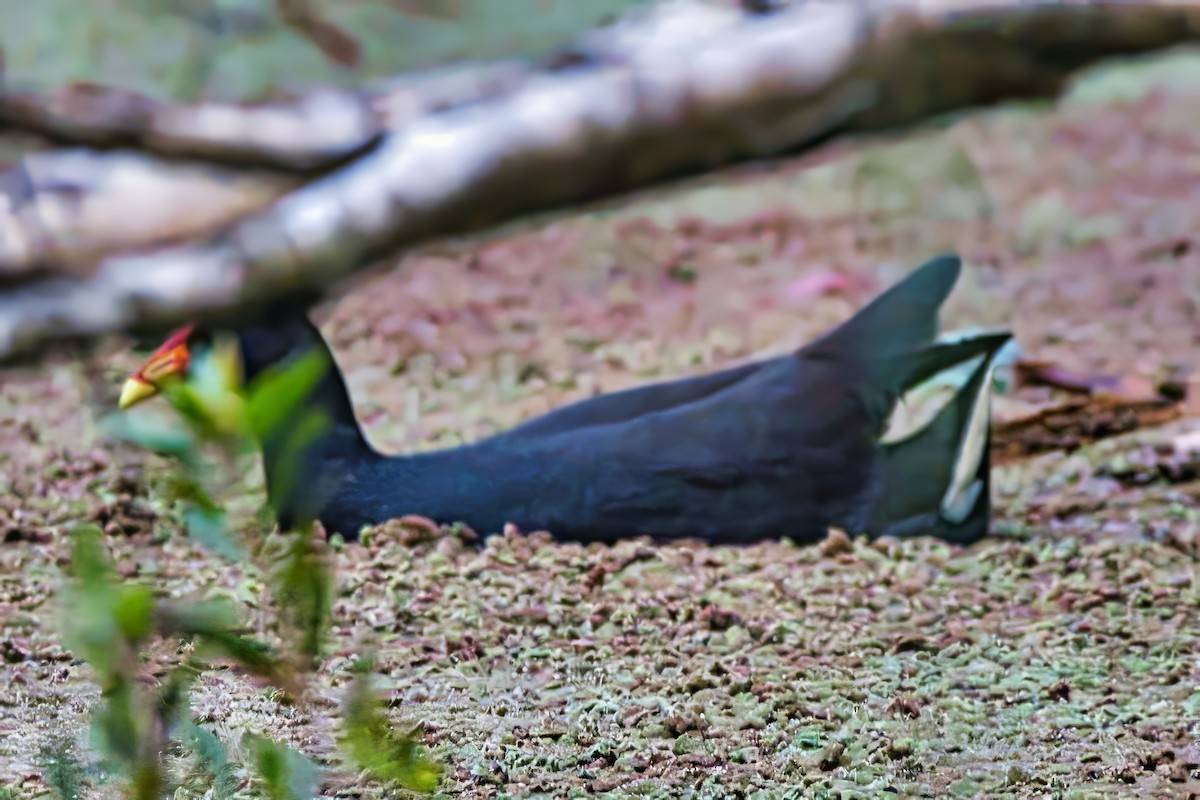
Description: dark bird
xmin=118 ymin=254 xmax=1011 ymax=547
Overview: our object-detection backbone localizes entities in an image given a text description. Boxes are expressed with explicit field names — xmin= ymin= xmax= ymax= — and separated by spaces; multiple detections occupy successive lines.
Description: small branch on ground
xmin=993 ymin=364 xmax=1189 ymax=463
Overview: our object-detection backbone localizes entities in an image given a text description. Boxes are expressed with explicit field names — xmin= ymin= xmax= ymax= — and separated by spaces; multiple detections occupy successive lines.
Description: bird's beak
xmin=118 ymin=324 xmax=196 ymax=410
xmin=118 ymin=376 xmax=160 ymax=410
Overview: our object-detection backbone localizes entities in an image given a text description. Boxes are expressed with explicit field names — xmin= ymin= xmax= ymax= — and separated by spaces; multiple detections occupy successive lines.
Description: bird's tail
xmin=864 ymin=330 xmax=1014 ymax=544
xmin=807 ymin=253 xmax=1008 ymax=427
xmin=815 ymin=254 xmax=962 ymax=362
xmin=803 ymin=254 xmax=961 ymax=420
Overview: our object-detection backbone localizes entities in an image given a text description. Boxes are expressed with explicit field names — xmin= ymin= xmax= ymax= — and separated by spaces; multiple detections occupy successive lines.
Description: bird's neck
xmin=257 ymin=357 xmax=377 ymax=529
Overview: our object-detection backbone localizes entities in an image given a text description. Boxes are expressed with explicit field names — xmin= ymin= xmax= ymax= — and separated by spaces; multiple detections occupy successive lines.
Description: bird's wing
xmin=505 ymin=255 xmax=966 ymax=441
xmin=501 ymin=355 xmax=777 ymax=440
xmin=573 ymin=357 xmax=868 ymax=493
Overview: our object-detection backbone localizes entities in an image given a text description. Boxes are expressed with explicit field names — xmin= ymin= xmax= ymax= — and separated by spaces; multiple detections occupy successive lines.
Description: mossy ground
xmin=2 ymin=52 xmax=1199 ymax=799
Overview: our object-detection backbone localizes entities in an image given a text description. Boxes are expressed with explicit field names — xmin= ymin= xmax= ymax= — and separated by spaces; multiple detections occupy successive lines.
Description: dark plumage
xmin=123 ymin=254 xmax=1011 ymax=546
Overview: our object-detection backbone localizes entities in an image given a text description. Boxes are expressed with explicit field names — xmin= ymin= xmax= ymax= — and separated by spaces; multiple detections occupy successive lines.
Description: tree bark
xmin=1 ymin=0 xmax=1197 ymax=360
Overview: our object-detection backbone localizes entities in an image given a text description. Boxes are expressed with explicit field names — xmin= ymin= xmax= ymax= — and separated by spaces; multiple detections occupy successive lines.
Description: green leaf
xmin=152 ymin=597 xmax=292 ymax=689
xmin=168 ymin=476 xmax=222 ymax=514
xmin=99 ymin=412 xmax=197 ymax=459
xmin=340 ymin=657 xmax=441 ymax=793
xmin=156 ymin=597 xmax=242 ymax=637
xmin=89 ymin=681 xmax=141 ymax=766
xmin=112 ymin=585 xmax=155 ymax=645
xmin=180 ymin=718 xmax=238 ymax=800
xmin=246 ymin=734 xmax=319 ymax=800
xmin=157 ymin=336 xmax=255 ymax=449
xmin=196 ymin=630 xmax=289 ymax=682
xmin=264 ymin=408 xmax=332 ymax=527
xmin=128 ymin=759 xmax=166 ymax=800
xmin=60 ymin=526 xmax=125 ymax=675
xmin=272 ymin=533 xmax=333 ymax=666
xmin=156 ymin=666 xmax=198 ymax=730
xmin=162 ymin=381 xmax=230 ymax=437
xmin=68 ymin=524 xmax=115 ymax=587
xmin=183 ymin=506 xmax=246 ymax=562
xmin=244 ymin=347 xmax=331 ymax=444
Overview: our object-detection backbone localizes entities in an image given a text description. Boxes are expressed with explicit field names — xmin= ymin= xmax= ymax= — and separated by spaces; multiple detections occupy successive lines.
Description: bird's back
xmin=342 ymin=345 xmax=874 ymax=545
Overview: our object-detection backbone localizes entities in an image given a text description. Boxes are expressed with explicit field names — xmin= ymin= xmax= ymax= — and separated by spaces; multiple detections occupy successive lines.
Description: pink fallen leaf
xmin=785 ymin=271 xmax=850 ymax=303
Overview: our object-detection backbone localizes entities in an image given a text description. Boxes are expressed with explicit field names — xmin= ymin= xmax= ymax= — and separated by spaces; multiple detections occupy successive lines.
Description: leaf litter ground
xmin=1 ymin=53 xmax=1199 ymax=799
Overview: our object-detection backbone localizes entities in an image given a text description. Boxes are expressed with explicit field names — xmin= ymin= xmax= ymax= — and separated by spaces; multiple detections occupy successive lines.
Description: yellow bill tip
xmin=118 ymin=376 xmax=159 ymax=410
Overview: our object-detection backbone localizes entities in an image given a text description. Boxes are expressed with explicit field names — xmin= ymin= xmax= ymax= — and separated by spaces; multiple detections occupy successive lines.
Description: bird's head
xmin=118 ymin=323 xmax=200 ymax=410
xmin=118 ymin=312 xmax=331 ymax=411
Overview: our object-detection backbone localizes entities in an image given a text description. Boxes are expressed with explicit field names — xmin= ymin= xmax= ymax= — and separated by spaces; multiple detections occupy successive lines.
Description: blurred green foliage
xmin=342 ymin=655 xmax=443 ymax=793
xmin=56 ymin=342 xmax=439 ymax=797
xmin=246 ymin=734 xmax=320 ymax=800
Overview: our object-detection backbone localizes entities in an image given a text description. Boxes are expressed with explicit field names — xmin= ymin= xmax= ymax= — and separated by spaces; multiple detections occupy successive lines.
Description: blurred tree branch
xmin=1 ymin=0 xmax=1198 ymax=360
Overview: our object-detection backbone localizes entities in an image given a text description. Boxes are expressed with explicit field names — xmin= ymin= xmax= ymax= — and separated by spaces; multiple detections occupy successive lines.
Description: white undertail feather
xmin=881 ymin=327 xmax=1017 ymax=443
xmin=879 ymin=329 xmax=1019 ymax=523
xmin=940 ymin=349 xmax=997 ymax=524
